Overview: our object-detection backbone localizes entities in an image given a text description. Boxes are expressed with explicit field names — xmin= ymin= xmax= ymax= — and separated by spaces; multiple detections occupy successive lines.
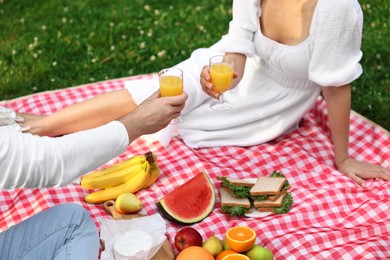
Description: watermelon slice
xmin=156 ymin=171 xmax=215 ymax=224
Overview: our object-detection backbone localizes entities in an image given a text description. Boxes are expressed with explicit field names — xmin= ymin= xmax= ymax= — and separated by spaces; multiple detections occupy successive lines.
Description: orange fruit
xmin=216 ymin=249 xmax=240 ymax=260
xmin=176 ymin=246 xmax=214 ymax=260
xmin=225 ymin=226 xmax=256 ymax=252
xmin=222 ymin=254 xmax=250 ymax=260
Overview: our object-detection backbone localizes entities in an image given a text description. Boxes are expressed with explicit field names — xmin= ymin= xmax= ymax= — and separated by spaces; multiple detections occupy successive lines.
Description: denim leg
xmin=0 ymin=203 xmax=99 ymax=260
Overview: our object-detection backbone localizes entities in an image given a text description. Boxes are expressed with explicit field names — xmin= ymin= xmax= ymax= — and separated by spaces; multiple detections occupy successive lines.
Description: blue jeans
xmin=0 ymin=203 xmax=99 ymax=260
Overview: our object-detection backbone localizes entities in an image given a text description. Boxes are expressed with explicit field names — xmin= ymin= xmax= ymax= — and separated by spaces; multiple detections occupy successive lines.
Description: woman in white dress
xmin=21 ymin=0 xmax=390 ymax=186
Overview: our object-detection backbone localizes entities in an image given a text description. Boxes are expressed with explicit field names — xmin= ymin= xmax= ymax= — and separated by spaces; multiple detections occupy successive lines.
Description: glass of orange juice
xmin=159 ymin=67 xmax=184 ymax=123
xmin=209 ymin=55 xmax=234 ymax=111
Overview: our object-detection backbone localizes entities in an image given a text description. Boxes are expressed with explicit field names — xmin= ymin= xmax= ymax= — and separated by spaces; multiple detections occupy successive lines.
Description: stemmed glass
xmin=209 ymin=55 xmax=234 ymax=111
xmin=158 ymin=67 xmax=184 ymax=124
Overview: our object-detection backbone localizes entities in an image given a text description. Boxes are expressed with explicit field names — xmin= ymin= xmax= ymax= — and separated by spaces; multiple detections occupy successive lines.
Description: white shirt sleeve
xmin=308 ymin=0 xmax=363 ymax=87
xmin=216 ymin=0 xmax=259 ymax=57
xmin=0 ymin=121 xmax=129 ymax=189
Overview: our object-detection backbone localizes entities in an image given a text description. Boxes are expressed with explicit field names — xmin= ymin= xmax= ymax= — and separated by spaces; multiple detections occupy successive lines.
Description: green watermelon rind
xmin=156 ymin=171 xmax=216 ymax=224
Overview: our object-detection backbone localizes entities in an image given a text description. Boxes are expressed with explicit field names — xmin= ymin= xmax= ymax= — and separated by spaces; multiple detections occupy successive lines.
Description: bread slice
xmin=254 ymin=193 xmax=286 ymax=208
xmin=217 ymin=176 xmax=255 ymax=187
xmin=219 ymin=188 xmax=251 ymax=209
xmin=267 ymin=189 xmax=287 ymax=202
xmin=256 ymin=207 xmax=274 ymax=213
xmin=250 ymin=177 xmax=286 ymax=196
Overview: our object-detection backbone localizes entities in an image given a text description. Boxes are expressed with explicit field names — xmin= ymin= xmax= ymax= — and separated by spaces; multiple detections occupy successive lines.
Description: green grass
xmin=0 ymin=0 xmax=389 ymax=129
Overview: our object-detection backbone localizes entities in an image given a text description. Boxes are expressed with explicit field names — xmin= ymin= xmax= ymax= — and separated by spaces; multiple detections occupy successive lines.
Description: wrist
xmin=117 ymin=114 xmax=142 ymax=144
xmin=333 ymin=144 xmax=349 ymax=168
xmin=335 ymin=154 xmax=349 ymax=168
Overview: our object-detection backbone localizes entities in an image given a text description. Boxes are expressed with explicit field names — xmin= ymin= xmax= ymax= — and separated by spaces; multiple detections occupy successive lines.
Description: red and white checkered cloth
xmin=1 ymin=75 xmax=389 ymax=259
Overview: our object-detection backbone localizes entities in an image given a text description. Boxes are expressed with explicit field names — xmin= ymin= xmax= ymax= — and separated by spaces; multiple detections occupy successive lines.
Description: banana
xmin=81 ymin=154 xmax=146 ymax=181
xmin=80 ymin=161 xmax=148 ymax=190
xmin=141 ymin=153 xmax=160 ymax=189
xmin=84 ymin=161 xmax=151 ymax=204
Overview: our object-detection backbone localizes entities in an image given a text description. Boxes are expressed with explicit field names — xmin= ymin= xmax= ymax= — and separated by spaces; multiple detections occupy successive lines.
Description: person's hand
xmin=200 ymin=65 xmax=238 ymax=100
xmin=200 ymin=65 xmax=218 ymax=99
xmin=118 ymin=90 xmax=188 ymax=142
xmin=336 ymin=157 xmax=390 ymax=187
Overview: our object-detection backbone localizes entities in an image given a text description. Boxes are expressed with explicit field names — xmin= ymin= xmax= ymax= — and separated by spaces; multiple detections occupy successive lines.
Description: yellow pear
xmin=115 ymin=193 xmax=142 ymax=214
xmin=245 ymin=245 xmax=274 ymax=260
xmin=202 ymin=236 xmax=223 ymax=257
xmin=223 ymin=238 xmax=232 ymax=250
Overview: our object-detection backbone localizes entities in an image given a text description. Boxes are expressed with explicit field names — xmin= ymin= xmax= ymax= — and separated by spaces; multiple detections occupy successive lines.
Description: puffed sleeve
xmin=217 ymin=0 xmax=259 ymax=57
xmin=309 ymin=0 xmax=363 ymax=87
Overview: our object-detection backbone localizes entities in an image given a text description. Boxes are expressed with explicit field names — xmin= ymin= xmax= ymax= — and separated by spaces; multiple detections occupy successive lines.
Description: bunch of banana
xmin=81 ymin=151 xmax=160 ymax=204
xmin=81 ymin=154 xmax=147 ymax=187
xmin=141 ymin=153 xmax=160 ymax=189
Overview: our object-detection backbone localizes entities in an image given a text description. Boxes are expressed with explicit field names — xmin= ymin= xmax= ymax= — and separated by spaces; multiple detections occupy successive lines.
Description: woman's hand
xmin=200 ymin=65 xmax=220 ymax=100
xmin=336 ymin=157 xmax=390 ymax=187
xmin=199 ymin=65 xmax=238 ymax=100
xmin=200 ymin=53 xmax=245 ymax=100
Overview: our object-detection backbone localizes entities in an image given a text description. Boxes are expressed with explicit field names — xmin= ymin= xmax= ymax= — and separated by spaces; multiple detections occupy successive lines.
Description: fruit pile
xmin=175 ymin=226 xmax=273 ymax=260
xmin=81 ymin=151 xmax=160 ymax=204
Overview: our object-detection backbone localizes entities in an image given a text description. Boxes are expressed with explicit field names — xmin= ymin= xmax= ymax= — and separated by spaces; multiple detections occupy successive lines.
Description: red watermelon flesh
xmin=156 ymin=171 xmax=215 ymax=224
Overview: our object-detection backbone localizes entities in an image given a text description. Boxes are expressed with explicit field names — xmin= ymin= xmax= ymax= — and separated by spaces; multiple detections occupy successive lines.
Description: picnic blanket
xmin=1 ymin=75 xmax=389 ymax=259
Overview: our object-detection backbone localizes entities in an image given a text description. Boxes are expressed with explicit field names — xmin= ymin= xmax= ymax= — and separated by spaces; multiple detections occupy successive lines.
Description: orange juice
xmin=159 ymin=75 xmax=183 ymax=97
xmin=210 ymin=63 xmax=233 ymax=94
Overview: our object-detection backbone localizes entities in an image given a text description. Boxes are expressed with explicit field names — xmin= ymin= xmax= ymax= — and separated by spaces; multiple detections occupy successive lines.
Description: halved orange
xmin=221 ymin=254 xmax=250 ymax=260
xmin=216 ymin=249 xmax=239 ymax=260
xmin=225 ymin=226 xmax=256 ymax=252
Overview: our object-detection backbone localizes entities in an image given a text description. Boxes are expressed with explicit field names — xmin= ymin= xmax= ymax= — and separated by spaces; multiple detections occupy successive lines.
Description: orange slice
xmin=222 ymin=254 xmax=250 ymax=260
xmin=225 ymin=226 xmax=256 ymax=252
xmin=216 ymin=249 xmax=239 ymax=260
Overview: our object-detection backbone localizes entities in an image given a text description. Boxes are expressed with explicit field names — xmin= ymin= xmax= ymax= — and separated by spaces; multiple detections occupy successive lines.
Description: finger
xmin=378 ymin=169 xmax=390 ymax=181
xmin=200 ymin=80 xmax=219 ymax=99
xmin=170 ymin=104 xmax=185 ymax=114
xmin=358 ymin=164 xmax=390 ymax=180
xmin=200 ymin=66 xmax=210 ymax=81
xmin=200 ymin=78 xmax=213 ymax=90
xmin=146 ymin=90 xmax=160 ymax=100
xmin=171 ymin=111 xmax=182 ymax=118
xmin=179 ymin=92 xmax=188 ymax=101
xmin=209 ymin=89 xmax=220 ymax=99
xmin=201 ymin=86 xmax=211 ymax=96
xmin=200 ymin=78 xmax=208 ymax=89
xmin=175 ymin=103 xmax=186 ymax=110
xmin=163 ymin=94 xmax=187 ymax=106
xmin=348 ymin=173 xmax=365 ymax=187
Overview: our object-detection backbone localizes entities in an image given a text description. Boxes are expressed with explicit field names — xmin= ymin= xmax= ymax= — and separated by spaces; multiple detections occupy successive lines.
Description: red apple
xmin=174 ymin=227 xmax=203 ymax=252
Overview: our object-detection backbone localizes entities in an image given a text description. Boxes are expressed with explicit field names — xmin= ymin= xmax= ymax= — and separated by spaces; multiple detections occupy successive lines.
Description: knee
xmin=53 ymin=204 xmax=93 ymax=224
xmin=55 ymin=203 xmax=86 ymax=214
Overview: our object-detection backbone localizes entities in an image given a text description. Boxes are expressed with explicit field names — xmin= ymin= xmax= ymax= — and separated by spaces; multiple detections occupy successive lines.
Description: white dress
xmin=126 ymin=0 xmax=363 ymax=148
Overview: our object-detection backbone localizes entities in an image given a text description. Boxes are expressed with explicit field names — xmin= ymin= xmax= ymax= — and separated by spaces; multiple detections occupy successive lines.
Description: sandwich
xmin=219 ymin=171 xmax=293 ymax=216
xmin=219 ymin=187 xmax=252 ymax=216
xmin=218 ymin=176 xmax=255 ymax=198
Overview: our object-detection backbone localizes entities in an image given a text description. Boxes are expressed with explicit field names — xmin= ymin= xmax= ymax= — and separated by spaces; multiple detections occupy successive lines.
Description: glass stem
xmin=218 ymin=94 xmax=224 ymax=104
